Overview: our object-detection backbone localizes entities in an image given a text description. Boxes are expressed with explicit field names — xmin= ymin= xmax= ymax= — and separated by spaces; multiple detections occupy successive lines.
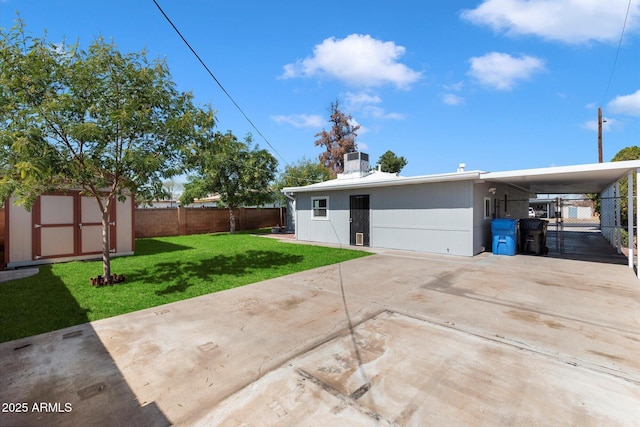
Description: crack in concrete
xmin=296 ymin=368 xmax=397 ymax=426
xmin=386 ymin=309 xmax=640 ymax=386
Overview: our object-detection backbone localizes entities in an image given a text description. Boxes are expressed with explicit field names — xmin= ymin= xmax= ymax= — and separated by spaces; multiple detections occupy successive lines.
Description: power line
xmin=151 ymin=0 xmax=290 ymax=168
xmin=600 ymin=0 xmax=632 ymax=106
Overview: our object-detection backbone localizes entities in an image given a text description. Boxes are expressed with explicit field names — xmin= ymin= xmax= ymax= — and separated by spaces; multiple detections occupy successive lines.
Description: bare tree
xmin=314 ymin=100 xmax=360 ymax=175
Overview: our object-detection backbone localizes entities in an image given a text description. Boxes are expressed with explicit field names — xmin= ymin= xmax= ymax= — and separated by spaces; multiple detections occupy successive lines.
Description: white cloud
xmin=344 ymin=91 xmax=382 ymax=108
xmin=461 ymin=0 xmax=640 ymax=44
xmin=343 ymin=91 xmax=404 ymax=120
xmin=444 ymin=81 xmax=464 ymax=92
xmin=280 ymin=34 xmax=422 ymax=88
xmin=363 ymin=105 xmax=405 ymax=120
xmin=468 ymin=52 xmax=545 ymax=90
xmin=607 ymin=89 xmax=640 ymax=117
xmin=271 ymin=114 xmax=323 ymax=128
xmin=583 ymin=118 xmax=615 ymax=132
xmin=443 ymin=93 xmax=465 ymax=106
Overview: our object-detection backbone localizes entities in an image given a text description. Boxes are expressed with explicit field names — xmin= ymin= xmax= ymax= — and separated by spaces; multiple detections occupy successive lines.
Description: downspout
xmin=284 ymin=192 xmax=296 ymax=236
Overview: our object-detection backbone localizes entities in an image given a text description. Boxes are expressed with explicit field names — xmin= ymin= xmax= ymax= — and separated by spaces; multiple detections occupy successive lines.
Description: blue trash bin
xmin=491 ymin=219 xmax=518 ymax=256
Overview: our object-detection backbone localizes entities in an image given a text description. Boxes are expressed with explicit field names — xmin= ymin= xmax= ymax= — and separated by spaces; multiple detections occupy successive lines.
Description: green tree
xmin=377 ymin=150 xmax=408 ymax=174
xmin=161 ymin=179 xmax=183 ymax=201
xmin=276 ymin=157 xmax=332 ymax=189
xmin=0 ymin=19 xmax=214 ymax=278
xmin=180 ymin=131 xmax=278 ymax=233
xmin=611 ymin=146 xmax=640 ymax=162
xmin=274 ymin=157 xmax=332 ymax=204
xmin=611 ymin=146 xmax=640 ymax=225
xmin=314 ymin=100 xmax=360 ymax=175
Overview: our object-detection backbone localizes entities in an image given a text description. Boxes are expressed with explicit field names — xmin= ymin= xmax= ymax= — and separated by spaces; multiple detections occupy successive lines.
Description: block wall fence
xmin=134 ymin=207 xmax=286 ymax=238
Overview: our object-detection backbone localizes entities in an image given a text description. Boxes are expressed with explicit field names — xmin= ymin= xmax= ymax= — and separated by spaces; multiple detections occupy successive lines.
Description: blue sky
xmin=1 ymin=1 xmax=639 ymax=177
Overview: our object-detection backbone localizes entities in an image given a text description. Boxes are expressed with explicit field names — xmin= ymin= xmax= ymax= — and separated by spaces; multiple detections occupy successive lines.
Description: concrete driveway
xmin=1 ymin=245 xmax=639 ymax=426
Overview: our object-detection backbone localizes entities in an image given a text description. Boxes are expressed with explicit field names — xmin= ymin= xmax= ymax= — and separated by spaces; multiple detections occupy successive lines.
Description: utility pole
xmin=598 ymin=107 xmax=603 ymax=163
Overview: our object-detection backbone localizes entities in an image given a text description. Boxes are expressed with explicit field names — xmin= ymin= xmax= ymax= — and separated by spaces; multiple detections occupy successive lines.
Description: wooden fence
xmin=135 ymin=207 xmax=285 ymax=238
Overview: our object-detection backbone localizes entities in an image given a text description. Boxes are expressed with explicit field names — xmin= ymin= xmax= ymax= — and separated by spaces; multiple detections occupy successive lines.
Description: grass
xmin=0 ymin=232 xmax=371 ymax=343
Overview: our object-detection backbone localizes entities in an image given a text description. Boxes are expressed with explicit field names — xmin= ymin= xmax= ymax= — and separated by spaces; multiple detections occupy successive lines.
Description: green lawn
xmin=0 ymin=232 xmax=371 ymax=343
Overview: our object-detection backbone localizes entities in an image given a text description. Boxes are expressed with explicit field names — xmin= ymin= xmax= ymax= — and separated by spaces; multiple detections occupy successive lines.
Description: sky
xmin=1 ymin=0 xmax=639 ymax=178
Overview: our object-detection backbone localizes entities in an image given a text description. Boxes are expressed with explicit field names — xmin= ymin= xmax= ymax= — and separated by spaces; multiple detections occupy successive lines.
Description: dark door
xmin=350 ymin=195 xmax=370 ymax=246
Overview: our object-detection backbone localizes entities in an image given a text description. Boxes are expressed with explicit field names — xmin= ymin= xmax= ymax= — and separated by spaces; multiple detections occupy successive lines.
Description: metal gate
xmin=350 ymin=195 xmax=370 ymax=247
xmin=505 ymin=195 xmax=627 ymax=262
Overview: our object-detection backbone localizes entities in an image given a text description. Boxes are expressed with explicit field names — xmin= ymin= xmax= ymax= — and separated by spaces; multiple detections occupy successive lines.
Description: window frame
xmin=311 ymin=196 xmax=329 ymax=220
xmin=484 ymin=197 xmax=492 ymax=220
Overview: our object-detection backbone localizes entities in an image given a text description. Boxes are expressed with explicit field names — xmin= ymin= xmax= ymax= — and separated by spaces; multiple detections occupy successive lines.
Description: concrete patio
xmin=1 ymin=244 xmax=639 ymax=426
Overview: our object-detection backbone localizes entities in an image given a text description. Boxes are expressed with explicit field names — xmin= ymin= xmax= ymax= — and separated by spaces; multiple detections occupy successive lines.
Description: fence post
xmin=178 ymin=206 xmax=187 ymax=236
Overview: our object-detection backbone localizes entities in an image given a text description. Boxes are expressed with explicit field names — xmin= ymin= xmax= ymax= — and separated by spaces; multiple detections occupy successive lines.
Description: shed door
xmin=79 ymin=196 xmax=116 ymax=255
xmin=33 ymin=193 xmax=116 ymax=260
xmin=350 ymin=195 xmax=370 ymax=247
xmin=33 ymin=194 xmax=77 ymax=260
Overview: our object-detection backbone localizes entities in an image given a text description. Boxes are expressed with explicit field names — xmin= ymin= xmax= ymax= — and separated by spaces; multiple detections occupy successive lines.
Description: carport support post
xmin=627 ymin=172 xmax=637 ymax=274
xmin=629 ymin=172 xmax=636 ymax=272
xmin=637 ymin=169 xmax=640 ymax=279
xmin=616 ymin=181 xmax=622 ymax=253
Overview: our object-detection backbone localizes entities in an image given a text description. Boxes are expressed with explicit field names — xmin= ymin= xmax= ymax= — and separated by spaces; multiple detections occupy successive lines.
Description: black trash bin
xmin=519 ymin=218 xmax=548 ymax=255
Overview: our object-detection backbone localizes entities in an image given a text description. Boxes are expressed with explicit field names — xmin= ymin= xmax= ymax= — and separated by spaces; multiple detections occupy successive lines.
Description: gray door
xmin=350 ymin=195 xmax=370 ymax=246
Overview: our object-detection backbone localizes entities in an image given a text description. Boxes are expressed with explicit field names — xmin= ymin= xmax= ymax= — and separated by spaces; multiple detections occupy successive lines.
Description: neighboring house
xmin=529 ymin=197 xmax=595 ymax=220
xmin=282 ymin=152 xmax=640 ymax=258
xmin=137 ymin=199 xmax=180 ymax=209
xmin=188 ymin=194 xmax=285 ymax=209
xmin=4 ymin=191 xmax=134 ymax=268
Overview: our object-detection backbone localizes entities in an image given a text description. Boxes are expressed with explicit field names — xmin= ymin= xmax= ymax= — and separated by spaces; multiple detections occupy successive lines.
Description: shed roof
xmin=282 ymin=160 xmax=640 ymax=195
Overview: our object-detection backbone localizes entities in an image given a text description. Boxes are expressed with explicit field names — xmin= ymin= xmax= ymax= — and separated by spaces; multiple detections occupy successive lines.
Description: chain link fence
xmin=507 ymin=196 xmax=631 ymax=262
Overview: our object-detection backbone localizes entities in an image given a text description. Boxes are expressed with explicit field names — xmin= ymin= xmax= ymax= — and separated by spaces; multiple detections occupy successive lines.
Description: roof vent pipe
xmin=457 ymin=163 xmax=466 ymax=172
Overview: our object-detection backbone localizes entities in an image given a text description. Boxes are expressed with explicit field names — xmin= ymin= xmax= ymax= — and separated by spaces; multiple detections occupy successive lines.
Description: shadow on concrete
xmin=0 ymin=268 xmax=172 ymax=426
xmin=545 ymin=230 xmax=629 ymax=265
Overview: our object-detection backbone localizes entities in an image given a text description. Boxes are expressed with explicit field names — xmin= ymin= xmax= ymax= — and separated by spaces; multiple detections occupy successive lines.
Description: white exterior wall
xmin=371 ymin=181 xmax=474 ymax=256
xmin=295 ymin=192 xmax=348 ymax=245
xmin=295 ymin=180 xmax=477 ymax=256
xmin=8 ymin=199 xmax=32 ymax=264
xmin=473 ymin=182 xmax=531 ymax=254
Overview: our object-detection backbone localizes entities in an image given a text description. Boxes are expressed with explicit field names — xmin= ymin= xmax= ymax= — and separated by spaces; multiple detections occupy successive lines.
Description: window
xmin=312 ymin=197 xmax=329 ymax=219
xmin=484 ymin=197 xmax=492 ymax=219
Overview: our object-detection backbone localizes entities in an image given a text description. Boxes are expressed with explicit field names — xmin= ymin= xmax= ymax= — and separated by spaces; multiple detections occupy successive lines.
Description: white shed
xmin=4 ymin=191 xmax=134 ymax=268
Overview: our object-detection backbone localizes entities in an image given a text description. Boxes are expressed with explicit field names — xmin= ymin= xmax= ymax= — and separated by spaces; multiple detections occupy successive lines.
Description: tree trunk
xmin=101 ymin=208 xmax=111 ymax=278
xmin=229 ymin=208 xmax=236 ymax=234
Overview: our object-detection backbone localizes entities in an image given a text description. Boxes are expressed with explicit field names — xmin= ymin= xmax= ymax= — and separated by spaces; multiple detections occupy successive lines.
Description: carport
xmin=482 ymin=159 xmax=640 ymax=278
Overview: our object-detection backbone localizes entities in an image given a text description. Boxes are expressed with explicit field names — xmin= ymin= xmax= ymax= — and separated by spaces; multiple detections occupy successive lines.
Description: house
xmin=282 ymin=152 xmax=640 ymax=263
xmin=3 ymin=191 xmax=134 ymax=269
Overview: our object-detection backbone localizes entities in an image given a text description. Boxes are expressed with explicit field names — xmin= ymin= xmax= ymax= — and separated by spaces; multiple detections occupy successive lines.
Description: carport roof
xmin=282 ymin=160 xmax=640 ymax=195
xmin=481 ymin=160 xmax=640 ymax=194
